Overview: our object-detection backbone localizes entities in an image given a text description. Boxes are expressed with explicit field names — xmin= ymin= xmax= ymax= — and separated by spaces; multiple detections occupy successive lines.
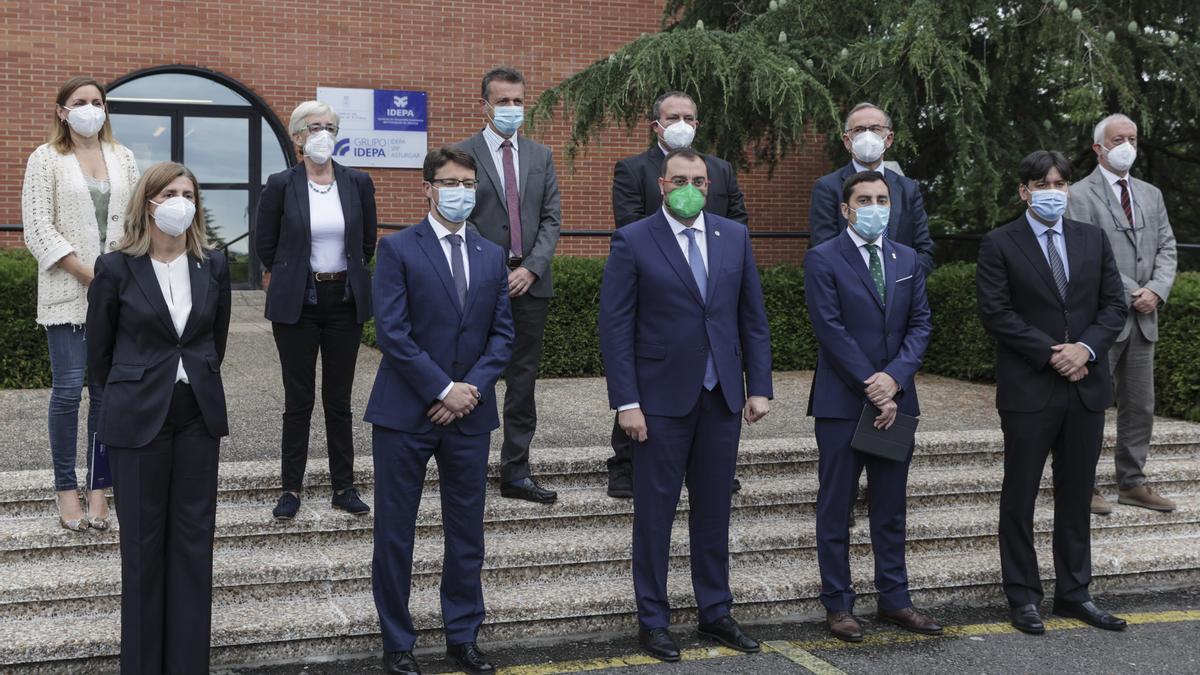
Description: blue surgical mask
xmin=1029 ymin=189 xmax=1068 ymax=221
xmin=850 ymin=204 xmax=889 ymax=241
xmin=489 ymin=104 xmax=524 ymax=136
xmin=435 ymin=186 xmax=476 ymax=223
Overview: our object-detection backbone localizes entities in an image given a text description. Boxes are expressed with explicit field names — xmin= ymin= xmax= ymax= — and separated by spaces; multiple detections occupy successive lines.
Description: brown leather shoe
xmin=1091 ymin=490 xmax=1113 ymax=515
xmin=1118 ymin=484 xmax=1176 ymax=512
xmin=878 ymin=606 xmax=944 ymax=635
xmin=826 ymin=611 xmax=864 ymax=642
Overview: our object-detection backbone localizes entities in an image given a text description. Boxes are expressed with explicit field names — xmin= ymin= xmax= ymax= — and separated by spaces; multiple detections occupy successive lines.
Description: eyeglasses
xmin=668 ymin=177 xmax=708 ymax=188
xmin=846 ymin=125 xmax=891 ymax=136
xmin=430 ymin=178 xmax=479 ymax=189
xmin=306 ymin=123 xmax=339 ymax=135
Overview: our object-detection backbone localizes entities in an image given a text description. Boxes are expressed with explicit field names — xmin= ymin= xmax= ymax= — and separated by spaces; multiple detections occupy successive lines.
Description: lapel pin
xmin=891 ymin=251 xmax=896 ymax=259
xmin=714 ymin=230 xmax=721 ymax=237
xmin=196 ymin=260 xmax=201 ymax=269
xmin=475 ymin=245 xmax=482 ymax=251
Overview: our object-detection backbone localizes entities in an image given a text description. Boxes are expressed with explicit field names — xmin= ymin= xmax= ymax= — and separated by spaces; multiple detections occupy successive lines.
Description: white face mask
xmin=304 ymin=130 xmax=336 ymax=164
xmin=850 ymin=130 xmax=886 ymax=165
xmin=1103 ymin=141 xmax=1137 ymax=174
xmin=149 ymin=196 xmax=196 ymax=237
xmin=64 ymin=104 xmax=106 ymax=138
xmin=659 ymin=120 xmax=696 ymax=150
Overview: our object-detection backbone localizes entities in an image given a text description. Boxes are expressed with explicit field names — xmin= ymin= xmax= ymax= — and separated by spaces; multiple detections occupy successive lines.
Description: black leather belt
xmin=506 ymin=257 xmax=524 ymax=270
xmin=313 ymin=271 xmax=347 ymax=282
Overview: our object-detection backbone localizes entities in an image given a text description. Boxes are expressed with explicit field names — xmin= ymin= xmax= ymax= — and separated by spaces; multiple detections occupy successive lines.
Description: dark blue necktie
xmin=682 ymin=228 xmax=718 ymax=390
xmin=447 ymin=233 xmax=467 ymax=308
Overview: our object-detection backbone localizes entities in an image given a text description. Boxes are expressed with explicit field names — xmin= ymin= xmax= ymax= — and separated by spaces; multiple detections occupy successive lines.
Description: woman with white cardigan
xmin=21 ymin=76 xmax=140 ymax=531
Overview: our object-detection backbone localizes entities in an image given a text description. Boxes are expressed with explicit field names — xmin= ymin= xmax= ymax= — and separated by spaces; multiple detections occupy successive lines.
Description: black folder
xmin=850 ymin=404 xmax=918 ymax=462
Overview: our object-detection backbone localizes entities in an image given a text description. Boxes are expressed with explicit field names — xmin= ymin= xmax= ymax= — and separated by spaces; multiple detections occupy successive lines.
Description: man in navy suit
xmin=804 ymin=171 xmax=940 ymax=642
xmin=599 ymin=147 xmax=772 ymax=662
xmin=606 ymin=90 xmax=749 ymax=498
xmin=365 ymin=147 xmax=514 ymax=675
xmin=808 ymin=103 xmax=935 ymax=275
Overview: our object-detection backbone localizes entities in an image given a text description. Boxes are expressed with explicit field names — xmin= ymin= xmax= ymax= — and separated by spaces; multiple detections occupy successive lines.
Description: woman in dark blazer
xmin=86 ymin=161 xmax=231 ymax=674
xmin=255 ymin=100 xmax=377 ymax=520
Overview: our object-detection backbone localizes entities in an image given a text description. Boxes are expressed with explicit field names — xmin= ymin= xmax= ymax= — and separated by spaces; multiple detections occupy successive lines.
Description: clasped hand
xmin=863 ymin=372 xmax=899 ymax=430
xmin=1049 ymin=343 xmax=1090 ymax=382
xmin=427 ymin=382 xmax=480 ymax=426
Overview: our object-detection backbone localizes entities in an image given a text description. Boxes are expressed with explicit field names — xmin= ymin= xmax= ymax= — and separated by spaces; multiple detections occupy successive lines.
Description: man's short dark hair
xmin=661 ymin=147 xmax=705 ymax=178
xmin=651 ymin=91 xmax=696 ymax=121
xmin=1018 ymin=150 xmax=1072 ymax=184
xmin=841 ymin=171 xmax=890 ymax=204
xmin=423 ymin=147 xmax=476 ymax=182
xmin=481 ymin=66 xmax=525 ymax=101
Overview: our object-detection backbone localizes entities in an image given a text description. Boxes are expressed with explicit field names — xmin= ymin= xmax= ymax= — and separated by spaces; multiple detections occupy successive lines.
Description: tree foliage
xmin=532 ymin=1 xmax=1200 ymax=244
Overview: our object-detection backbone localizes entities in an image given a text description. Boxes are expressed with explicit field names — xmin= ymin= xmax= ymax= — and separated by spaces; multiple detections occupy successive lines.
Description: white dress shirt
xmin=150 ymin=254 xmax=192 ymax=383
xmin=845 ymin=226 xmax=886 ymax=284
xmin=617 ymin=208 xmax=709 ymax=412
xmin=1025 ymin=211 xmax=1095 ymax=361
xmin=851 ymin=159 xmax=885 ymax=175
xmin=482 ymin=125 xmax=519 ymax=194
xmin=308 ymin=182 xmax=347 ymax=273
xmin=429 ymin=214 xmax=470 ymax=401
xmin=1098 ymin=163 xmax=1136 ymax=229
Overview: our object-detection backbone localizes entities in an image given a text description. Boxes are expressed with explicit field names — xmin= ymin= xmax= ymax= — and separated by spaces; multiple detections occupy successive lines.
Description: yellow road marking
xmin=491 ymin=610 xmax=1200 ymax=674
xmin=763 ymin=640 xmax=849 ymax=675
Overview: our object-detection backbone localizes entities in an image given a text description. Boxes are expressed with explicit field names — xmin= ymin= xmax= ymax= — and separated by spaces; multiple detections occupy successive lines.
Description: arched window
xmin=107 ymin=66 xmax=293 ymax=289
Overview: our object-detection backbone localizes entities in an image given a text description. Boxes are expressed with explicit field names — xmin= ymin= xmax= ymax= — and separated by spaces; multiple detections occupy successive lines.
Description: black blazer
xmin=255 ymin=162 xmax=378 ymax=324
xmin=808 ymin=162 xmax=936 ymax=275
xmin=86 ymin=250 xmax=232 ymax=448
xmin=611 ymin=145 xmax=748 ymax=228
xmin=975 ymin=216 xmax=1127 ymax=413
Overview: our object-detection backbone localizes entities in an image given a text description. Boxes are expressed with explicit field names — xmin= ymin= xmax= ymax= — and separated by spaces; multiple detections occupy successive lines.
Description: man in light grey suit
xmin=457 ymin=66 xmax=562 ymax=504
xmin=1065 ymin=113 xmax=1178 ymax=514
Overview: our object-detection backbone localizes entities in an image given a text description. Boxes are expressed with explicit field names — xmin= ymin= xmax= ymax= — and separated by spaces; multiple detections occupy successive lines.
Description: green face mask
xmin=665 ymin=183 xmax=706 ymax=220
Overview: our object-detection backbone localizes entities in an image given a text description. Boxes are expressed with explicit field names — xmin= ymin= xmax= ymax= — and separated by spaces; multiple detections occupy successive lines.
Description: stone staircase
xmin=1 ymin=424 xmax=1199 ymax=672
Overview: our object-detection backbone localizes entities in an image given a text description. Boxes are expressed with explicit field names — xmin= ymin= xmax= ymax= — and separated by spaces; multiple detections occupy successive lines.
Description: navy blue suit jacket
xmin=612 ymin=145 xmax=748 ymax=228
xmin=804 ymin=230 xmax=932 ymax=419
xmin=86 ymin=250 xmax=232 ymax=448
xmin=364 ymin=219 xmax=514 ymax=435
xmin=808 ymin=162 xmax=935 ymax=275
xmin=598 ymin=209 xmax=773 ymax=417
xmin=255 ymin=162 xmax=378 ymax=324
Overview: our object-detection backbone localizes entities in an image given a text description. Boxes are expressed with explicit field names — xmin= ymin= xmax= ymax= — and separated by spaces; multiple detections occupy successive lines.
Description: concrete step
xmin=4 ymin=456 xmax=1200 ymax=555
xmin=3 ymin=425 xmax=1197 ymax=516
xmin=2 ymin=531 xmax=1197 ymax=669
xmin=4 ymin=491 xmax=1196 ymax=620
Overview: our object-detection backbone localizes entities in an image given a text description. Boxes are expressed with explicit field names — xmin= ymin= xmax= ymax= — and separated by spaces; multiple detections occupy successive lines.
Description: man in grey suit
xmin=457 ymin=66 xmax=562 ymax=504
xmin=1065 ymin=113 xmax=1178 ymax=514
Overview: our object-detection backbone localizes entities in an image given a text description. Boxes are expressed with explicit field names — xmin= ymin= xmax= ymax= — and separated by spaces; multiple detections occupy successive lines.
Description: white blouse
xmin=150 ymin=255 xmax=193 ymax=383
xmin=308 ymin=182 xmax=347 ymax=273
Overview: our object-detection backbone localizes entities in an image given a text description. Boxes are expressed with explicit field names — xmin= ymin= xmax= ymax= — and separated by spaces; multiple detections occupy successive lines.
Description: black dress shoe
xmin=732 ymin=477 xmax=742 ymax=493
xmin=501 ymin=477 xmax=558 ymax=504
xmin=638 ymin=627 xmax=680 ymax=662
xmin=607 ymin=469 xmax=633 ymax=498
xmin=272 ymin=492 xmax=300 ymax=521
xmin=1053 ymin=599 xmax=1127 ymax=631
xmin=382 ymin=650 xmax=420 ymax=674
xmin=446 ymin=642 xmax=494 ymax=672
xmin=1009 ymin=604 xmax=1045 ymax=635
xmin=332 ymin=487 xmax=370 ymax=515
xmin=698 ymin=615 xmax=760 ymax=653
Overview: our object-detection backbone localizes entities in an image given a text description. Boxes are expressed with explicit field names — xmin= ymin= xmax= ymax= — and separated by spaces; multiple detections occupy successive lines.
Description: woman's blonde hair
xmin=48 ymin=76 xmax=116 ymax=154
xmin=118 ymin=162 xmax=210 ymax=259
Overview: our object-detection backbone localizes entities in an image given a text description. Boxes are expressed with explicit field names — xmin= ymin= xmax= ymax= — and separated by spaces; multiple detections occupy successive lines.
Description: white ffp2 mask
xmin=149 ymin=196 xmax=196 ymax=237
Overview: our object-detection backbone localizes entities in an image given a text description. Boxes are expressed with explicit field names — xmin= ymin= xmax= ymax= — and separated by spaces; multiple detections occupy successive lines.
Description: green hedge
xmin=0 ymin=250 xmax=51 ymax=388
xmin=1156 ymin=271 xmax=1200 ymax=421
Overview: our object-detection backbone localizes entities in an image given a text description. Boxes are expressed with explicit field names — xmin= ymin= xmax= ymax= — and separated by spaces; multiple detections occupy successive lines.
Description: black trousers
xmin=272 ymin=280 xmax=362 ymax=493
xmin=109 ymin=382 xmax=220 ymax=675
xmin=998 ymin=378 xmax=1104 ymax=607
xmin=499 ymin=293 xmax=549 ymax=483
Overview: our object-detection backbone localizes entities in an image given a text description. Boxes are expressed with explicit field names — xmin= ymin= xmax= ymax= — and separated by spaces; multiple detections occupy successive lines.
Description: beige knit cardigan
xmin=21 ymin=142 xmax=140 ymax=326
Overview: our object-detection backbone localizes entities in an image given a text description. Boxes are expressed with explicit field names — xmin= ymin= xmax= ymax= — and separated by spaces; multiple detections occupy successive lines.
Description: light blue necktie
xmin=682 ymin=228 xmax=718 ymax=390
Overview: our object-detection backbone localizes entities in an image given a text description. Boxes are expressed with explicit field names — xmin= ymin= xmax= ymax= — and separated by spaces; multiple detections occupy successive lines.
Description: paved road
xmin=220 ymin=589 xmax=1200 ymax=674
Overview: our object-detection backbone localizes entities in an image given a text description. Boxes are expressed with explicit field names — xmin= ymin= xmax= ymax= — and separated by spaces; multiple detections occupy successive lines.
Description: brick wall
xmin=0 ymin=1 xmax=828 ymax=264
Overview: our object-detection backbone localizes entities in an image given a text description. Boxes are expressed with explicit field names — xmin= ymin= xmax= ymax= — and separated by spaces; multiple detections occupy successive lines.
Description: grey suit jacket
xmin=1065 ymin=166 xmax=1177 ymax=342
xmin=457 ymin=131 xmax=562 ymax=298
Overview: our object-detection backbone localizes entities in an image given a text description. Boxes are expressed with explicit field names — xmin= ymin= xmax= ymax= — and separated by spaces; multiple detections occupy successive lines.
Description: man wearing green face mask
xmin=599 ymin=147 xmax=774 ymax=661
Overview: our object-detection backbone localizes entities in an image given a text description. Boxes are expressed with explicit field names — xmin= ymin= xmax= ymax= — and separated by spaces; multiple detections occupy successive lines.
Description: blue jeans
xmin=46 ymin=324 xmax=102 ymax=491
